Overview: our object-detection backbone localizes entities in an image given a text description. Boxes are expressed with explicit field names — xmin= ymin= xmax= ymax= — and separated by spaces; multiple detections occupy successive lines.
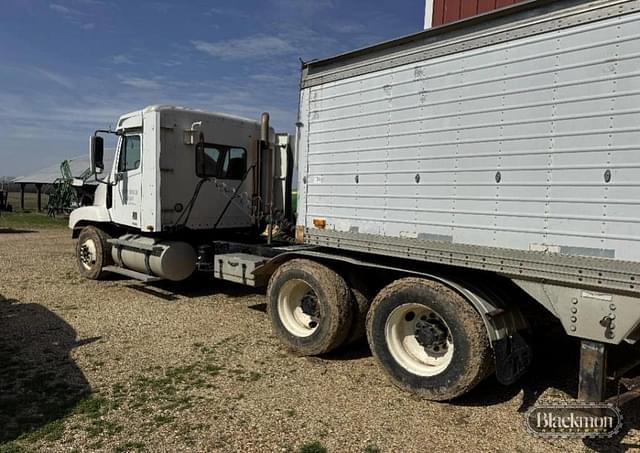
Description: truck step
xmin=103 ymin=265 xmax=162 ymax=282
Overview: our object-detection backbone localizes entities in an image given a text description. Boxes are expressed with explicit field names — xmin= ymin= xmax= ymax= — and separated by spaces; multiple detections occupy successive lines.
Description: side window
xmin=196 ymin=145 xmax=223 ymax=177
xmin=118 ymin=135 xmax=141 ymax=172
xmin=221 ymin=147 xmax=247 ymax=179
xmin=196 ymin=144 xmax=246 ymax=179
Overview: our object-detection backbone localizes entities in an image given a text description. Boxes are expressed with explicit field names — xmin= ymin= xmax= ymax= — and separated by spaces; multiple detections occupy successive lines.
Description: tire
xmin=76 ymin=226 xmax=112 ymax=280
xmin=267 ymin=259 xmax=353 ymax=356
xmin=366 ymin=277 xmax=493 ymax=401
xmin=344 ymin=279 xmax=373 ymax=345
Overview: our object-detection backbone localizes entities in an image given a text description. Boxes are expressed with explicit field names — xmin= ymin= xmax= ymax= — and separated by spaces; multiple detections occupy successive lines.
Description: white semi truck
xmin=70 ymin=0 xmax=640 ymax=402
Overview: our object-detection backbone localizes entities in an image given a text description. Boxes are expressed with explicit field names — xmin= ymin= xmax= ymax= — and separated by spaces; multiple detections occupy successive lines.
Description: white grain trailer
xmin=71 ymin=0 xmax=640 ymax=402
xmin=294 ymin=0 xmax=640 ymax=401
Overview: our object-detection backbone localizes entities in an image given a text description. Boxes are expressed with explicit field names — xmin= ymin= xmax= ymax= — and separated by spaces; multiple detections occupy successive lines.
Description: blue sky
xmin=0 ymin=0 xmax=424 ymax=177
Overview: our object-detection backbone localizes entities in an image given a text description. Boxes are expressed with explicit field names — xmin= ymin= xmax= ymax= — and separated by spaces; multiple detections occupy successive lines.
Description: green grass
xmin=298 ymin=442 xmax=328 ymax=453
xmin=114 ymin=441 xmax=145 ymax=452
xmin=0 ymin=212 xmax=67 ymax=229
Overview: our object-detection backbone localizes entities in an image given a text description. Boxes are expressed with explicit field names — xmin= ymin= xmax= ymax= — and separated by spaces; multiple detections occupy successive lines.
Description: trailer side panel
xmin=299 ymin=1 xmax=640 ymax=265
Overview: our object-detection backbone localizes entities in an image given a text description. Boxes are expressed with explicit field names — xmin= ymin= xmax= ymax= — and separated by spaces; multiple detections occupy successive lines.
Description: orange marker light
xmin=313 ymin=218 xmax=326 ymax=229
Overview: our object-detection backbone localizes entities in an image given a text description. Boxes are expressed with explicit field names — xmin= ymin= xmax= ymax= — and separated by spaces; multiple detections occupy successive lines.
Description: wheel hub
xmin=80 ymin=244 xmax=93 ymax=265
xmin=415 ymin=318 xmax=448 ymax=354
xmin=300 ymin=292 xmax=319 ymax=318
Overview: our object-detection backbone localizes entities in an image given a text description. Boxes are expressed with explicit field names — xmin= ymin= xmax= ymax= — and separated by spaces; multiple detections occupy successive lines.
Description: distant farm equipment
xmin=47 ymin=160 xmax=92 ymax=217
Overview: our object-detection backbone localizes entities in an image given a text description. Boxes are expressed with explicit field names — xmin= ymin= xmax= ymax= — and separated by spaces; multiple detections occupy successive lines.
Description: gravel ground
xmin=1 ymin=228 xmax=639 ymax=452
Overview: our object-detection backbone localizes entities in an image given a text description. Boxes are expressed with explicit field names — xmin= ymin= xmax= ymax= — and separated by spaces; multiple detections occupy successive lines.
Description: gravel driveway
xmin=1 ymin=228 xmax=638 ymax=452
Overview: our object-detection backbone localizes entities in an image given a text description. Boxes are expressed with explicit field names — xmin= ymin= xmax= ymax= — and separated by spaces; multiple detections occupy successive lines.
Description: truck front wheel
xmin=367 ymin=277 xmax=493 ymax=401
xmin=267 ymin=259 xmax=353 ymax=356
xmin=76 ymin=226 xmax=112 ymax=280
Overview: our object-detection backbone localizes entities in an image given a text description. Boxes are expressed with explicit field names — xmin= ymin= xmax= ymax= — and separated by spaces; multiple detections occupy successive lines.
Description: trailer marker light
xmin=313 ymin=218 xmax=326 ymax=229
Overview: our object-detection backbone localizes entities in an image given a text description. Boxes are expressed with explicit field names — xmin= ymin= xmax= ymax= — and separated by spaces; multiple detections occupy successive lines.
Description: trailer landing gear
xmin=578 ymin=340 xmax=607 ymax=402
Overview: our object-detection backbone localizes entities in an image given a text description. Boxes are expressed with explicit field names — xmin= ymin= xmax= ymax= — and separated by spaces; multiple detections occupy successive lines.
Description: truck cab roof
xmin=116 ymin=105 xmax=262 ymax=131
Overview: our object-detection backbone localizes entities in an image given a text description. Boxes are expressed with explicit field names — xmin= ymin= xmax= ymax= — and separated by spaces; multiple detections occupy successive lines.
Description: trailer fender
xmin=256 ymin=250 xmax=531 ymax=383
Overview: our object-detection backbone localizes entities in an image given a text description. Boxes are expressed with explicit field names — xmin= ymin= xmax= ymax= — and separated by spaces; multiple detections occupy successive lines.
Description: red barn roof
xmin=431 ymin=0 xmax=526 ymax=27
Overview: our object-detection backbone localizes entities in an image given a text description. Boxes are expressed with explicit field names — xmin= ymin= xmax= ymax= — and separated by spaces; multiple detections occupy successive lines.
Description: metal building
xmin=425 ymin=0 xmax=525 ymax=28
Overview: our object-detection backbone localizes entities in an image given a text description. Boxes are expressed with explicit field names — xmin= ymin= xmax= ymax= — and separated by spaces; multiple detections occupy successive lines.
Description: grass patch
xmin=363 ymin=445 xmax=381 ymax=453
xmin=21 ymin=419 xmax=65 ymax=442
xmin=114 ymin=441 xmax=146 ymax=452
xmin=72 ymin=395 xmax=124 ymax=438
xmin=0 ymin=443 xmax=25 ymax=453
xmin=152 ymin=414 xmax=175 ymax=427
xmin=73 ymin=395 xmax=108 ymax=420
xmin=0 ymin=212 xmax=67 ymax=229
xmin=298 ymin=441 xmax=328 ymax=453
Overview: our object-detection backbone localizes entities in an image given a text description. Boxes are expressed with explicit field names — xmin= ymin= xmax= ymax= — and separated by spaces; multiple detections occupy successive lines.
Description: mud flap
xmin=493 ymin=333 xmax=532 ymax=385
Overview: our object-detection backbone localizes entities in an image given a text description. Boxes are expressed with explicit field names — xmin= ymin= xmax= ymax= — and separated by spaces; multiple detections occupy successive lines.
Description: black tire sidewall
xmin=368 ymin=283 xmax=478 ymax=397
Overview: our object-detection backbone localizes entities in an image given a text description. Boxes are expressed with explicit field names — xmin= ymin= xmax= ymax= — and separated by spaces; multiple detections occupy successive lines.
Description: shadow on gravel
xmin=0 ymin=228 xmax=35 ymax=234
xmin=147 ymin=274 xmax=261 ymax=299
xmin=125 ymin=284 xmax=180 ymax=302
xmin=582 ymin=393 xmax=640 ymax=452
xmin=453 ymin=327 xmax=580 ymax=409
xmin=0 ymin=294 xmax=94 ymax=443
xmin=248 ymin=303 xmax=267 ymax=313
xmin=583 ymin=347 xmax=640 ymax=453
xmin=323 ymin=340 xmax=372 ymax=361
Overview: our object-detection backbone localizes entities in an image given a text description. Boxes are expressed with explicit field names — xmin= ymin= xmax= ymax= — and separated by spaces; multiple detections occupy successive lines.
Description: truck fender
xmin=256 ymin=250 xmax=532 ymax=384
xmin=69 ymin=206 xmax=111 ymax=237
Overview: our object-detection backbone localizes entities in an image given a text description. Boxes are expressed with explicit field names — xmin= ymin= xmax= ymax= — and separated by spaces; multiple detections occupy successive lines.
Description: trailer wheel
xmin=367 ymin=277 xmax=492 ymax=401
xmin=76 ymin=226 xmax=112 ymax=280
xmin=267 ymin=259 xmax=353 ymax=356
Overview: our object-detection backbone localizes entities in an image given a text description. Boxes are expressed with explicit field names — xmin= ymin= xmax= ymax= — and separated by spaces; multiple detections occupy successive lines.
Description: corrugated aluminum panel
xmin=298 ymin=7 xmax=640 ymax=262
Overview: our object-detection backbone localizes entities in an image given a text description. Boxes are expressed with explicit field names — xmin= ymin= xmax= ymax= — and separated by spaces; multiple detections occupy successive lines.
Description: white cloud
xmin=35 ymin=68 xmax=74 ymax=89
xmin=119 ymin=76 xmax=162 ymax=90
xmin=206 ymin=7 xmax=250 ymax=19
xmin=49 ymin=3 xmax=84 ymax=16
xmin=161 ymin=59 xmax=182 ymax=67
xmin=250 ymin=74 xmax=285 ymax=83
xmin=191 ymin=36 xmax=295 ymax=60
xmin=111 ymin=54 xmax=133 ymax=65
xmin=270 ymin=0 xmax=334 ymax=15
xmin=328 ymin=22 xmax=367 ymax=34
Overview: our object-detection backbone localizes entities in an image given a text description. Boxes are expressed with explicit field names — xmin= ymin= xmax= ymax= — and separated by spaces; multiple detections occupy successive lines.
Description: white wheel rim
xmin=79 ymin=238 xmax=97 ymax=270
xmin=277 ymin=279 xmax=320 ymax=338
xmin=385 ymin=303 xmax=454 ymax=377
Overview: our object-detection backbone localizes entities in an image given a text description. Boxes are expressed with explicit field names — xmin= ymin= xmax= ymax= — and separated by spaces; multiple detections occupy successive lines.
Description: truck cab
xmin=70 ymin=105 xmax=293 ymax=281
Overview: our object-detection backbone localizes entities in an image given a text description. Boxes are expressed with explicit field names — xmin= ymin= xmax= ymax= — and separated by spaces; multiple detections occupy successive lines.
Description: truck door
xmin=111 ymin=133 xmax=143 ymax=228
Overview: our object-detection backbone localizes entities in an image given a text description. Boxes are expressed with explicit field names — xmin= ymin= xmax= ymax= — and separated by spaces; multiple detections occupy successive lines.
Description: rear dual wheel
xmin=267 ymin=259 xmax=354 ymax=356
xmin=367 ymin=277 xmax=493 ymax=401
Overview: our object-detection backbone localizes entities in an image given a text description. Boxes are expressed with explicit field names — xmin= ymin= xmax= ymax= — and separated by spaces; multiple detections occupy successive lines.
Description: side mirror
xmin=90 ymin=135 xmax=104 ymax=174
